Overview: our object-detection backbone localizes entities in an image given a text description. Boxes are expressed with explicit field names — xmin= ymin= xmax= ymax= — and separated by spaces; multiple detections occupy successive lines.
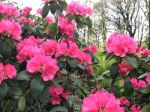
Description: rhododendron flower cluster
xmin=0 ymin=20 xmax=22 ymax=40
xmin=17 ymin=36 xmax=92 ymax=81
xmin=18 ymin=16 xmax=35 ymax=26
xmin=58 ymin=16 xmax=76 ymax=37
xmin=82 ymin=91 xmax=124 ymax=112
xmin=0 ymin=62 xmax=17 ymax=84
xmin=67 ymin=1 xmax=93 ymax=15
xmin=16 ymin=36 xmax=43 ymax=63
xmin=83 ymin=45 xmax=97 ymax=54
xmin=45 ymin=16 xmax=53 ymax=24
xmin=106 ymin=33 xmax=138 ymax=57
xmin=0 ymin=4 xmax=19 ymax=17
xmin=138 ymin=47 xmax=150 ymax=56
xmin=119 ymin=62 xmax=132 ymax=76
xmin=49 ymin=85 xmax=70 ymax=105
xmin=27 ymin=55 xmax=59 ymax=81
xmin=130 ymin=78 xmax=146 ymax=90
xmin=130 ymin=105 xmax=141 ymax=112
xmin=21 ymin=7 xmax=32 ymax=16
xmin=119 ymin=97 xmax=130 ymax=107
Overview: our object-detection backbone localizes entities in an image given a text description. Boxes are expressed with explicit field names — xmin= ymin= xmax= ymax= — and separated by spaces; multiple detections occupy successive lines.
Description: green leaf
xmin=16 ymin=71 xmax=31 ymax=81
xmin=141 ymin=104 xmax=150 ymax=112
xmin=67 ymin=58 xmax=78 ymax=68
xmin=111 ymin=85 xmax=121 ymax=97
xmin=124 ymin=80 xmax=134 ymax=96
xmin=110 ymin=63 xmax=118 ymax=78
xmin=84 ymin=17 xmax=92 ymax=28
xmin=49 ymin=106 xmax=68 ymax=112
xmin=31 ymin=76 xmax=45 ymax=99
xmin=45 ymin=22 xmax=58 ymax=35
xmin=18 ymin=96 xmax=26 ymax=112
xmin=42 ymin=3 xmax=50 ymax=18
xmin=38 ymin=87 xmax=50 ymax=103
xmin=125 ymin=56 xmax=138 ymax=68
xmin=49 ymin=2 xmax=57 ymax=14
xmin=0 ymin=83 xmax=8 ymax=101
xmin=59 ymin=1 xmax=67 ymax=10
xmin=0 ymin=38 xmax=15 ymax=59
xmin=67 ymin=96 xmax=78 ymax=107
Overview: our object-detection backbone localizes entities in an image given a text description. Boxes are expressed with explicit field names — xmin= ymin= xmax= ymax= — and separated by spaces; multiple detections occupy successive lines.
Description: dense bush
xmin=0 ymin=0 xmax=150 ymax=112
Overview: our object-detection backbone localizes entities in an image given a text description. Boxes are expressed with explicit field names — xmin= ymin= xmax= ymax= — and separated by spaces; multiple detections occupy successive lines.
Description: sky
xmin=8 ymin=0 xmax=98 ymax=13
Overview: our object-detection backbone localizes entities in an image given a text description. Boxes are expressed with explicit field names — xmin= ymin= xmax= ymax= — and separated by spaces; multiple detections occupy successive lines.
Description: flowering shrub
xmin=0 ymin=0 xmax=150 ymax=112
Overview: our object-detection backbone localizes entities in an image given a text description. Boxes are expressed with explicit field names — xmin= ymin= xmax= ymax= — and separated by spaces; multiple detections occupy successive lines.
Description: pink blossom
xmin=21 ymin=7 xmax=32 ymax=16
xmin=119 ymin=97 xmax=130 ymax=107
xmin=0 ymin=74 xmax=4 ymax=85
xmin=82 ymin=91 xmax=124 ymax=112
xmin=0 ymin=62 xmax=17 ymax=85
xmin=130 ymin=78 xmax=146 ymax=90
xmin=27 ymin=55 xmax=59 ymax=81
xmin=130 ymin=105 xmax=141 ymax=112
xmin=67 ymin=1 xmax=93 ymax=15
xmin=86 ymin=66 xmax=94 ymax=75
xmin=49 ymin=85 xmax=64 ymax=96
xmin=36 ymin=8 xmax=42 ymax=15
xmin=4 ymin=64 xmax=17 ymax=79
xmin=17 ymin=36 xmax=43 ymax=63
xmin=49 ymin=95 xmax=61 ymax=105
xmin=0 ymin=20 xmax=22 ymax=40
xmin=83 ymin=45 xmax=97 ymax=54
xmin=106 ymin=33 xmax=138 ymax=57
xmin=146 ymin=72 xmax=150 ymax=84
xmin=58 ymin=16 xmax=76 ymax=37
xmin=119 ymin=62 xmax=132 ymax=76
xmin=45 ymin=16 xmax=53 ymax=24
xmin=0 ymin=4 xmax=19 ymax=17
xmin=138 ymin=47 xmax=150 ymax=56
xmin=41 ymin=40 xmax=58 ymax=56
xmin=49 ymin=85 xmax=70 ymax=105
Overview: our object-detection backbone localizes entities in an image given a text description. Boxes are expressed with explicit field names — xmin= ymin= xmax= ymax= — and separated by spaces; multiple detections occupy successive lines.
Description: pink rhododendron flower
xmin=49 ymin=95 xmax=61 ymax=105
xmin=138 ymin=47 xmax=150 ymax=56
xmin=0 ymin=20 xmax=21 ymax=40
xmin=49 ymin=85 xmax=70 ymax=105
xmin=58 ymin=16 xmax=76 ymax=37
xmin=21 ymin=7 xmax=32 ymax=16
xmin=0 ymin=4 xmax=19 ymax=17
xmin=4 ymin=64 xmax=17 ymax=79
xmin=82 ymin=91 xmax=124 ymax=112
xmin=45 ymin=16 xmax=53 ymax=24
xmin=119 ymin=97 xmax=130 ymax=107
xmin=41 ymin=40 xmax=58 ymax=56
xmin=86 ymin=66 xmax=94 ymax=75
xmin=0 ymin=62 xmax=17 ymax=85
xmin=17 ymin=36 xmax=43 ymax=63
xmin=36 ymin=8 xmax=42 ymax=15
xmin=27 ymin=55 xmax=59 ymax=81
xmin=83 ymin=45 xmax=97 ymax=54
xmin=67 ymin=1 xmax=93 ymax=15
xmin=78 ymin=51 xmax=92 ymax=64
xmin=146 ymin=72 xmax=150 ymax=84
xmin=119 ymin=62 xmax=132 ymax=76
xmin=130 ymin=105 xmax=141 ymax=112
xmin=130 ymin=78 xmax=146 ymax=90
xmin=106 ymin=32 xmax=138 ymax=57
xmin=49 ymin=85 xmax=64 ymax=96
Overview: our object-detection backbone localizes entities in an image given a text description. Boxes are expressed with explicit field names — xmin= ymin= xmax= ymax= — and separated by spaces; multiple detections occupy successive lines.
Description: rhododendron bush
xmin=0 ymin=0 xmax=150 ymax=112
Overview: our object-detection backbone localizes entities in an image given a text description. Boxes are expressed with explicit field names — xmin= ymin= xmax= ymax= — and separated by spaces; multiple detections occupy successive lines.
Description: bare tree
xmin=93 ymin=0 xmax=148 ymax=46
